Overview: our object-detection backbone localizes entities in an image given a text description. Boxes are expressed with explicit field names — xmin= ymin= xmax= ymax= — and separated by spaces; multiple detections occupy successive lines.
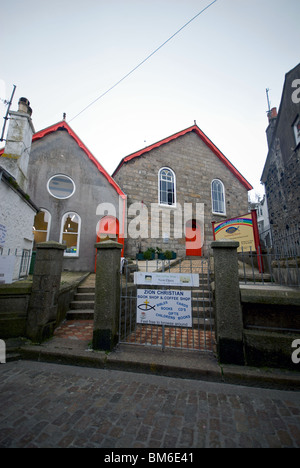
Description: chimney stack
xmin=0 ymin=97 xmax=35 ymax=192
xmin=266 ymin=107 xmax=278 ymax=148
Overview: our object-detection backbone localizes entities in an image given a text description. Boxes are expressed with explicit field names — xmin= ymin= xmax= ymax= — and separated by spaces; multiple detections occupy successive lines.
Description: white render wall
xmin=0 ymin=179 xmax=36 ymax=282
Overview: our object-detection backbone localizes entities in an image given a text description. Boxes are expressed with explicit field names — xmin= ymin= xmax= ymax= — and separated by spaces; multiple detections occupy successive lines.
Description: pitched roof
xmin=0 ymin=120 xmax=126 ymax=198
xmin=112 ymin=124 xmax=253 ymax=191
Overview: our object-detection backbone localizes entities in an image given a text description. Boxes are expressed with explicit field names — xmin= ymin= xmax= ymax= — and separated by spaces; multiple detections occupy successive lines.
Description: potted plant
xmin=164 ymin=250 xmax=173 ymax=260
xmin=157 ymin=247 xmax=165 ymax=260
xmin=143 ymin=248 xmax=155 ymax=260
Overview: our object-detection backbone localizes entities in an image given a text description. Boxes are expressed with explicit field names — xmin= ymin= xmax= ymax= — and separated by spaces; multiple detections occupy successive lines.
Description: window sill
xmin=212 ymin=211 xmax=227 ymax=217
xmin=158 ymin=203 xmax=177 ymax=209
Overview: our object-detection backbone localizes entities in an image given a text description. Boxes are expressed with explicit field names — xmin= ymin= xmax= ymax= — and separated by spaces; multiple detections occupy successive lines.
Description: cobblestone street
xmin=0 ymin=360 xmax=299 ymax=448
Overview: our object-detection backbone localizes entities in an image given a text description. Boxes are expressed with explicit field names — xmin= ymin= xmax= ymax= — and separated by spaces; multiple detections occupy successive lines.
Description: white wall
xmin=0 ymin=179 xmax=36 ymax=282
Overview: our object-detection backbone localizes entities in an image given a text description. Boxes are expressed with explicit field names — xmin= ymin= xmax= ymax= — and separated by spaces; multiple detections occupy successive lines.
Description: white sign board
xmin=134 ymin=272 xmax=199 ymax=287
xmin=0 ymin=256 xmax=16 ymax=284
xmin=137 ymin=289 xmax=192 ymax=328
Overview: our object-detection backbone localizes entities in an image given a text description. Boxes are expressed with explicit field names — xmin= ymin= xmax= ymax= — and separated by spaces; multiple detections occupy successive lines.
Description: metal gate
xmin=119 ymin=257 xmax=215 ymax=352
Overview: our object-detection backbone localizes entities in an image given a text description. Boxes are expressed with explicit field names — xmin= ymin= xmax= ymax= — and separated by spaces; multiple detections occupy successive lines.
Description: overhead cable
xmin=69 ymin=0 xmax=218 ymax=123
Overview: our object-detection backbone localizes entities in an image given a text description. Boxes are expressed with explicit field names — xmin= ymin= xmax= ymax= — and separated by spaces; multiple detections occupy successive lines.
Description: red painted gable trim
xmin=113 ymin=125 xmax=253 ymax=191
xmin=32 ymin=121 xmax=126 ymax=198
xmin=0 ymin=121 xmax=125 ymax=198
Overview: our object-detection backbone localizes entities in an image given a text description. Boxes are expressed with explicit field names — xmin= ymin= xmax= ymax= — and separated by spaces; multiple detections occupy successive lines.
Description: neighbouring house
xmin=113 ymin=123 xmax=253 ymax=258
xmin=26 ymin=118 xmax=126 ymax=272
xmin=249 ymin=194 xmax=272 ymax=249
xmin=261 ymin=63 xmax=300 ymax=243
xmin=0 ymin=98 xmax=38 ymax=283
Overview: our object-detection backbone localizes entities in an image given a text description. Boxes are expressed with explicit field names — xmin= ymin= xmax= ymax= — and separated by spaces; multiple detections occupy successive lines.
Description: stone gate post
xmin=211 ymin=240 xmax=245 ymax=365
xmin=26 ymin=241 xmax=66 ymax=343
xmin=93 ymin=240 xmax=123 ymax=351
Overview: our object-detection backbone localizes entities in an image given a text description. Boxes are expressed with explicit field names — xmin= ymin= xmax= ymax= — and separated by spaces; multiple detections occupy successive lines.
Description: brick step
xmin=67 ymin=309 xmax=94 ymax=320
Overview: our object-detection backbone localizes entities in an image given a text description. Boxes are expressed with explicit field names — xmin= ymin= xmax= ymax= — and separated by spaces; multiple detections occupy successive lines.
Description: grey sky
xmin=1 ymin=0 xmax=299 ymax=196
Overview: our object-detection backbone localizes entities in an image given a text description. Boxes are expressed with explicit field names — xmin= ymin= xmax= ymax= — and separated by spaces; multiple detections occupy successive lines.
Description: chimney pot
xmin=268 ymin=107 xmax=277 ymax=123
xmin=18 ymin=97 xmax=32 ymax=116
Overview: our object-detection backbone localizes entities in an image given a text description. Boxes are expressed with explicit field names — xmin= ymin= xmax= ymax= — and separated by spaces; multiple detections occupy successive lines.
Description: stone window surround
xmin=47 ymin=174 xmax=76 ymax=200
xmin=59 ymin=211 xmax=81 ymax=257
xmin=33 ymin=208 xmax=51 ymax=244
xmin=158 ymin=167 xmax=177 ymax=207
xmin=211 ymin=179 xmax=226 ymax=216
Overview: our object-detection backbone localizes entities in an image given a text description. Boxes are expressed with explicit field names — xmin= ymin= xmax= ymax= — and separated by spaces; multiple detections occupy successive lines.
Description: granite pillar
xmin=26 ymin=241 xmax=66 ymax=342
xmin=211 ymin=240 xmax=245 ymax=365
xmin=93 ymin=240 xmax=123 ymax=351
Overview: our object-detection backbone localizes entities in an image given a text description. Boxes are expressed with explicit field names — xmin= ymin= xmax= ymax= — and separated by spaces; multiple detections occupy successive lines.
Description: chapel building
xmin=113 ymin=123 xmax=253 ymax=258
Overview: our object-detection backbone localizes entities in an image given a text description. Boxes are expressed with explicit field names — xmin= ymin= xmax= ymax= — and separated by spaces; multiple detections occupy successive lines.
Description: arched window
xmin=211 ymin=179 xmax=225 ymax=214
xmin=159 ymin=168 xmax=176 ymax=206
xmin=33 ymin=209 xmax=51 ymax=246
xmin=60 ymin=212 xmax=81 ymax=257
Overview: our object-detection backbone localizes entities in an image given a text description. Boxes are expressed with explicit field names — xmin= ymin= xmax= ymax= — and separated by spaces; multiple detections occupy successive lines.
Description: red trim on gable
xmin=113 ymin=125 xmax=253 ymax=191
xmin=31 ymin=121 xmax=126 ymax=198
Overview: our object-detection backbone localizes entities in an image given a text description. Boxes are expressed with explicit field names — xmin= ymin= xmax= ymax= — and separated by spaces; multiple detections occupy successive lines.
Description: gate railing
xmin=238 ymin=247 xmax=300 ymax=287
xmin=119 ymin=257 xmax=215 ymax=352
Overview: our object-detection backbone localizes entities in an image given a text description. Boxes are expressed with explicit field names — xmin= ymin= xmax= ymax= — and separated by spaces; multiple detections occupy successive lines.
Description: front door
xmin=186 ymin=219 xmax=202 ymax=256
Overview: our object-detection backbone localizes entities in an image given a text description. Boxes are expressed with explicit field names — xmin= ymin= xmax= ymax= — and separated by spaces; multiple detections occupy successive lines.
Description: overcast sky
xmin=1 ymin=0 xmax=299 ymax=198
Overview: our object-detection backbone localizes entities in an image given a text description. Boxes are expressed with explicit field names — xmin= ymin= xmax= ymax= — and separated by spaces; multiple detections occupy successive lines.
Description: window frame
xmin=211 ymin=179 xmax=226 ymax=215
xmin=19 ymin=249 xmax=31 ymax=278
xmin=60 ymin=212 xmax=81 ymax=257
xmin=33 ymin=209 xmax=51 ymax=244
xmin=158 ymin=167 xmax=176 ymax=207
xmin=47 ymin=174 xmax=76 ymax=200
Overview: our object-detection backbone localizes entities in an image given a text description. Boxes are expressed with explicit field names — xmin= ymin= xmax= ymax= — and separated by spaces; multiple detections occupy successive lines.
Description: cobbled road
xmin=0 ymin=360 xmax=299 ymax=448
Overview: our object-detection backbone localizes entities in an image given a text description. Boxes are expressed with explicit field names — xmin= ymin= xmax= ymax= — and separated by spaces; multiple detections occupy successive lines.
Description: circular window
xmin=47 ymin=175 xmax=75 ymax=199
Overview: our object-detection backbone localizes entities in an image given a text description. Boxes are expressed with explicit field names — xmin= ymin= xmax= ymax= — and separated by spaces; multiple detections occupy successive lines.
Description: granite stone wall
xmin=114 ymin=131 xmax=249 ymax=258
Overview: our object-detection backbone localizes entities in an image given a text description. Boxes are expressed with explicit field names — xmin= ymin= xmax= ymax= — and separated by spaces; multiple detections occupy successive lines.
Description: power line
xmin=69 ymin=0 xmax=219 ymax=123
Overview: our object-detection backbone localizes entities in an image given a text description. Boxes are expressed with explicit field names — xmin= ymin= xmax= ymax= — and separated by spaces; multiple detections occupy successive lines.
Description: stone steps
xmin=67 ymin=279 xmax=95 ymax=320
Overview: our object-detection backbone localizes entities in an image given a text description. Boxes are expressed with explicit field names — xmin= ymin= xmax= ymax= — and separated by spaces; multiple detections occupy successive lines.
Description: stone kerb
xmin=93 ymin=240 xmax=123 ymax=351
xmin=211 ymin=240 xmax=245 ymax=365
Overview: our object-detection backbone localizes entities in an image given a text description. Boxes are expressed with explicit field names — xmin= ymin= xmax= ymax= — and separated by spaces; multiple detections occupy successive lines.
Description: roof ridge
xmin=112 ymin=124 xmax=253 ymax=191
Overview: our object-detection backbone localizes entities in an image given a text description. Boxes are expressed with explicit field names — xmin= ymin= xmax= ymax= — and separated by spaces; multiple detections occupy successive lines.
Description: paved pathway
xmin=0 ymin=360 xmax=299 ymax=448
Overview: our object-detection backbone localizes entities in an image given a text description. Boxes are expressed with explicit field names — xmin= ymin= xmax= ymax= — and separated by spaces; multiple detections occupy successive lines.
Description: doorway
xmin=185 ymin=219 xmax=202 ymax=256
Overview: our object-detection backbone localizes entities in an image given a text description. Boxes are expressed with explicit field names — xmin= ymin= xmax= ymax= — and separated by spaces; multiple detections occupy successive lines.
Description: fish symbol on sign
xmin=138 ymin=300 xmax=156 ymax=311
xmin=226 ymin=227 xmax=239 ymax=234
